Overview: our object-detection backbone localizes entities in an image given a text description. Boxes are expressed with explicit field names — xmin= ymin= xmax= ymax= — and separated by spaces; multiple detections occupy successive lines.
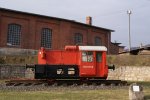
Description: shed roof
xmin=0 ymin=7 xmax=114 ymax=32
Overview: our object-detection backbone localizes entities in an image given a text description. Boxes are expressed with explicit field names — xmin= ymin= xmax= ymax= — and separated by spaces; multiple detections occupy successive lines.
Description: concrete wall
xmin=108 ymin=66 xmax=150 ymax=81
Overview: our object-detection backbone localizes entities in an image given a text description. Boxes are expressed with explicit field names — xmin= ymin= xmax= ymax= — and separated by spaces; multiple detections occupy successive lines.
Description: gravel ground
xmin=0 ymin=82 xmax=128 ymax=92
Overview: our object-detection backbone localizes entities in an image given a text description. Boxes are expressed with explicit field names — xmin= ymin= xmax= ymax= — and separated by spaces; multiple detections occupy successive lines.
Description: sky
xmin=0 ymin=0 xmax=150 ymax=48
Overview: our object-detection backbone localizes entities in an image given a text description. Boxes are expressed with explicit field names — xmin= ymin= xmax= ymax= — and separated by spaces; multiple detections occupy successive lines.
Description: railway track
xmin=0 ymin=79 xmax=129 ymax=91
xmin=5 ymin=79 xmax=128 ymax=87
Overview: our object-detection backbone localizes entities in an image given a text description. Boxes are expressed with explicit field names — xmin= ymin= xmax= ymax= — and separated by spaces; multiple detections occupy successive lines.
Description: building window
xmin=95 ymin=37 xmax=101 ymax=46
xmin=7 ymin=24 xmax=21 ymax=46
xmin=74 ymin=33 xmax=83 ymax=45
xmin=41 ymin=28 xmax=52 ymax=48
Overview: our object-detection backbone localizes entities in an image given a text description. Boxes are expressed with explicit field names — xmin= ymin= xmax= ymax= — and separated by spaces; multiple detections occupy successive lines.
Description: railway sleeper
xmin=5 ymin=79 xmax=128 ymax=87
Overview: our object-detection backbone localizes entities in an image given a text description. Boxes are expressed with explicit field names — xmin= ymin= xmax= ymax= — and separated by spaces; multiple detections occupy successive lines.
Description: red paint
xmin=38 ymin=46 xmax=108 ymax=78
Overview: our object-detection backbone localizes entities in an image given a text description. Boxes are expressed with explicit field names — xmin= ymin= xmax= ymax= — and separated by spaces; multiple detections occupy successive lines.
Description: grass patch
xmin=0 ymin=80 xmax=8 ymax=84
xmin=0 ymin=89 xmax=129 ymax=100
xmin=107 ymin=55 xmax=150 ymax=66
xmin=0 ymin=82 xmax=149 ymax=100
xmin=0 ymin=88 xmax=149 ymax=100
xmin=0 ymin=55 xmax=37 ymax=64
xmin=0 ymin=82 xmax=150 ymax=100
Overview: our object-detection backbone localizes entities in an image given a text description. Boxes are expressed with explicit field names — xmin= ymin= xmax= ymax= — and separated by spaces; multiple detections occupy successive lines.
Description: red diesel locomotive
xmin=35 ymin=46 xmax=114 ymax=80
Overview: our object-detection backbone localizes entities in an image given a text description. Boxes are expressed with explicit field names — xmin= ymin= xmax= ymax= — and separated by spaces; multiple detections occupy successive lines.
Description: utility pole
xmin=127 ymin=10 xmax=132 ymax=53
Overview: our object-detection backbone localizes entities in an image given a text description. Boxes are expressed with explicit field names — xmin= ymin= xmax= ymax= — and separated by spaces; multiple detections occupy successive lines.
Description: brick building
xmin=0 ymin=8 xmax=119 ymax=54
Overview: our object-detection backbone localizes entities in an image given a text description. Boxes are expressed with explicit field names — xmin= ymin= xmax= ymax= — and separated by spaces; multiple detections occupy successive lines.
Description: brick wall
xmin=109 ymin=43 xmax=119 ymax=55
xmin=0 ymin=8 xmax=118 ymax=54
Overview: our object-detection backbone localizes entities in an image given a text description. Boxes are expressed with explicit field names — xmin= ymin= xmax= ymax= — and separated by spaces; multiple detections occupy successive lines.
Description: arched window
xmin=7 ymin=24 xmax=21 ymax=46
xmin=95 ymin=37 xmax=101 ymax=46
xmin=41 ymin=28 xmax=52 ymax=48
xmin=74 ymin=33 xmax=83 ymax=45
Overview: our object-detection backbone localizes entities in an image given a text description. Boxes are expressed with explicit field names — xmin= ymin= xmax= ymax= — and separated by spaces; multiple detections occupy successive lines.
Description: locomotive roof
xmin=79 ymin=46 xmax=107 ymax=51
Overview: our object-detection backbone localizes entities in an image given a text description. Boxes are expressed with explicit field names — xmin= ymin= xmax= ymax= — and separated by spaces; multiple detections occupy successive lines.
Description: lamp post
xmin=127 ymin=10 xmax=132 ymax=53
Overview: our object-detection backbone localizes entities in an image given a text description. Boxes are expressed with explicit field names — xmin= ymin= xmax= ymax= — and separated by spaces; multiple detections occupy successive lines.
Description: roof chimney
xmin=86 ymin=16 xmax=92 ymax=25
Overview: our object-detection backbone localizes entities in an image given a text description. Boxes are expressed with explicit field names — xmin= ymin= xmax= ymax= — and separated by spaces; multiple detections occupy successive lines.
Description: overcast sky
xmin=0 ymin=0 xmax=150 ymax=48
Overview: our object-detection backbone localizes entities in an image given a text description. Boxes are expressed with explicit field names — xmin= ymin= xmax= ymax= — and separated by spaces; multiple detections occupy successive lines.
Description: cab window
xmin=96 ymin=52 xmax=102 ymax=62
xmin=82 ymin=51 xmax=93 ymax=62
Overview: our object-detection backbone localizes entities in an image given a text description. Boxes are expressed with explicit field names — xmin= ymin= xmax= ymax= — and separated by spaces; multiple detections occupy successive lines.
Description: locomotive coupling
xmin=108 ymin=64 xmax=115 ymax=70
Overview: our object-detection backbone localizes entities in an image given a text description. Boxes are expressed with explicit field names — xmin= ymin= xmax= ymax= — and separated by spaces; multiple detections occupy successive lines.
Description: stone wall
xmin=0 ymin=64 xmax=35 ymax=79
xmin=0 ymin=64 xmax=26 ymax=79
xmin=1 ymin=65 xmax=150 ymax=81
xmin=108 ymin=66 xmax=150 ymax=81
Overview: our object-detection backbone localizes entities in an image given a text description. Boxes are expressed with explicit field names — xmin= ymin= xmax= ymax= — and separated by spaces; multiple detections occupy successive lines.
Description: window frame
xmin=95 ymin=36 xmax=101 ymax=46
xmin=74 ymin=33 xmax=83 ymax=45
xmin=41 ymin=28 xmax=52 ymax=49
xmin=7 ymin=23 xmax=21 ymax=46
xmin=82 ymin=51 xmax=93 ymax=62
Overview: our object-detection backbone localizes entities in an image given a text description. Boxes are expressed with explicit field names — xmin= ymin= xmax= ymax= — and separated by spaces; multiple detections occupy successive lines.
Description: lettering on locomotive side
xmin=82 ymin=66 xmax=94 ymax=68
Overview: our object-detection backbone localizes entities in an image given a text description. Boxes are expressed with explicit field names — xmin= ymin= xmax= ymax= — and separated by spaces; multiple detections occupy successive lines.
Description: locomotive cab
xmin=79 ymin=46 xmax=108 ymax=79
